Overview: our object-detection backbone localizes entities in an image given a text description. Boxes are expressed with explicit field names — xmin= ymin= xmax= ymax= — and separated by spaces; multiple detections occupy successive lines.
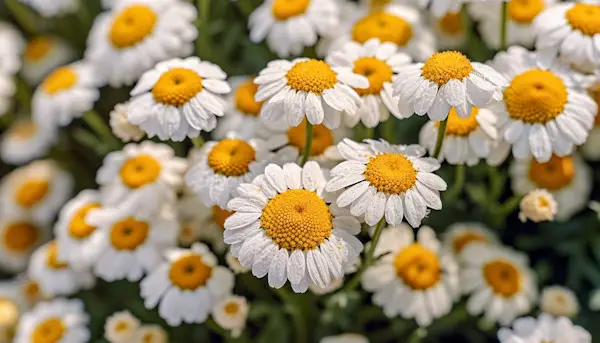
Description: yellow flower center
xmin=352 ymin=11 xmax=413 ymax=47
xmin=45 ymin=241 xmax=68 ymax=270
xmin=22 ymin=280 xmax=42 ymax=304
xmin=421 ymin=51 xmax=473 ymax=86
xmin=452 ymin=232 xmax=488 ymax=254
xmin=0 ymin=297 xmax=19 ymax=328
xmin=438 ymin=12 xmax=463 ymax=35
xmin=508 ymin=0 xmax=544 ymax=24
xmin=109 ymin=5 xmax=157 ymax=49
xmin=436 ymin=107 xmax=479 ymax=137
xmin=2 ymin=221 xmax=39 ymax=252
xmin=235 ymin=78 xmax=263 ymax=116
xmin=286 ymin=60 xmax=337 ymax=94
xmin=207 ymin=139 xmax=256 ymax=177
xmin=212 ymin=206 xmax=234 ymax=230
xmin=565 ymin=3 xmax=600 ymax=36
xmin=152 ymin=68 xmax=203 ymax=107
xmin=537 ymin=194 xmax=552 ymax=209
xmin=286 ymin=119 xmax=334 ymax=156
xmin=41 ymin=67 xmax=77 ymax=95
xmin=224 ymin=302 xmax=240 ymax=315
xmin=120 ymin=154 xmax=162 ymax=189
xmin=272 ymin=0 xmax=310 ymax=20
xmin=115 ymin=321 xmax=129 ymax=332
xmin=483 ymin=259 xmax=521 ymax=297
xmin=363 ymin=153 xmax=417 ymax=194
xmin=260 ymin=189 xmax=332 ymax=251
xmin=529 ymin=154 xmax=575 ymax=190
xmin=14 ymin=179 xmax=50 ymax=208
xmin=394 ymin=243 xmax=441 ymax=290
xmin=352 ymin=57 xmax=393 ymax=96
xmin=109 ymin=217 xmax=149 ymax=250
xmin=169 ymin=254 xmax=213 ymax=290
xmin=32 ymin=317 xmax=65 ymax=343
xmin=8 ymin=121 xmax=38 ymax=140
xmin=68 ymin=203 xmax=101 ymax=239
xmin=25 ymin=36 xmax=54 ymax=62
xmin=504 ymin=69 xmax=567 ymax=124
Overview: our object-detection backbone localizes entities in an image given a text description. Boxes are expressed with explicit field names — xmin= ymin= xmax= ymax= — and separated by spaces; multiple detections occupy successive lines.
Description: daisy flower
xmin=488 ymin=46 xmax=597 ymax=162
xmin=223 ymin=162 xmax=363 ymax=293
xmin=133 ymin=325 xmax=168 ymax=343
xmin=326 ymin=39 xmax=412 ymax=127
xmin=460 ymin=244 xmax=537 ymax=325
xmin=14 ymin=275 xmax=46 ymax=308
xmin=17 ymin=0 xmax=79 ymax=17
xmin=248 ymin=0 xmax=339 ymax=58
xmin=325 ymin=139 xmax=447 ymax=227
xmin=211 ymin=295 xmax=249 ymax=338
xmin=127 ymin=57 xmax=230 ymax=141
xmin=497 ymin=314 xmax=591 ymax=343
xmin=0 ymin=159 xmax=73 ymax=224
xmin=581 ymin=88 xmax=600 ymax=161
xmin=13 ymin=298 xmax=90 ymax=343
xmin=441 ymin=222 xmax=499 ymax=259
xmin=140 ymin=243 xmax=234 ymax=326
xmin=27 ymin=241 xmax=95 ymax=297
xmin=393 ymin=50 xmax=506 ymax=121
xmin=104 ymin=310 xmax=141 ymax=343
xmin=0 ymin=75 xmax=15 ymax=116
xmin=214 ymin=76 xmax=264 ymax=140
xmin=518 ymin=188 xmax=557 ymax=223
xmin=109 ymin=102 xmax=145 ymax=143
xmin=225 ymin=252 xmax=249 ymax=274
xmin=0 ymin=119 xmax=57 ymax=165
xmin=431 ymin=12 xmax=467 ymax=50
xmin=510 ymin=154 xmax=592 ymax=220
xmin=85 ymin=0 xmax=198 ymax=87
xmin=22 ymin=36 xmax=75 ymax=85
xmin=540 ymin=285 xmax=580 ymax=318
xmin=31 ymin=61 xmax=102 ymax=128
xmin=254 ymin=58 xmax=368 ymax=129
xmin=176 ymin=191 xmax=229 ymax=252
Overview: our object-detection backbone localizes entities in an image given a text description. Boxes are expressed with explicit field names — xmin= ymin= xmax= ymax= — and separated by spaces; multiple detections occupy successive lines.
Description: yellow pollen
xmin=235 ymin=78 xmax=263 ymax=116
xmin=169 ymin=254 xmax=213 ymax=290
xmin=537 ymin=195 xmax=551 ymax=208
xmin=212 ymin=206 xmax=234 ymax=230
xmin=352 ymin=57 xmax=393 ymax=96
xmin=483 ymin=259 xmax=521 ymax=297
xmin=2 ymin=221 xmax=39 ymax=252
xmin=352 ymin=11 xmax=413 ymax=47
xmin=224 ymin=302 xmax=239 ymax=315
xmin=45 ymin=242 xmax=68 ymax=270
xmin=504 ymin=69 xmax=567 ymax=124
xmin=508 ymin=0 xmax=544 ymax=24
xmin=364 ymin=153 xmax=417 ymax=194
xmin=452 ymin=232 xmax=488 ymax=254
xmin=286 ymin=119 xmax=334 ymax=156
xmin=529 ymin=154 xmax=575 ymax=191
xmin=22 ymin=280 xmax=42 ymax=304
xmin=115 ymin=321 xmax=129 ymax=332
xmin=394 ymin=243 xmax=441 ymax=290
xmin=109 ymin=5 xmax=157 ymax=48
xmin=272 ymin=0 xmax=310 ymax=20
xmin=285 ymin=60 xmax=337 ymax=94
xmin=152 ymin=68 xmax=203 ymax=107
xmin=260 ymin=189 xmax=332 ymax=251
xmin=0 ymin=297 xmax=19 ymax=328
xmin=436 ymin=107 xmax=479 ymax=136
xmin=14 ymin=179 xmax=50 ymax=208
xmin=120 ymin=154 xmax=162 ymax=189
xmin=32 ymin=317 xmax=65 ymax=343
xmin=8 ymin=121 xmax=38 ymax=140
xmin=438 ymin=12 xmax=463 ymax=35
xmin=68 ymin=203 xmax=101 ymax=239
xmin=25 ymin=36 xmax=54 ymax=62
xmin=109 ymin=217 xmax=150 ymax=250
xmin=207 ymin=139 xmax=256 ymax=176
xmin=41 ymin=67 xmax=77 ymax=95
xmin=565 ymin=3 xmax=600 ymax=36
xmin=421 ymin=51 xmax=473 ymax=86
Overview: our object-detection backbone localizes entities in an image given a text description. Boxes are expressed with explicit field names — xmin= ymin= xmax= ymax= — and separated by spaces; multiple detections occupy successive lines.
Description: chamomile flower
xmin=540 ymin=286 xmax=580 ymax=318
xmin=581 ymin=88 xmax=600 ymax=161
xmin=22 ymin=36 xmax=75 ymax=85
xmin=0 ymin=75 xmax=15 ymax=116
xmin=488 ymin=46 xmax=597 ymax=162
xmin=460 ymin=244 xmax=537 ymax=325
xmin=321 ymin=334 xmax=369 ymax=343
xmin=248 ymin=0 xmax=339 ymax=58
xmin=254 ymin=58 xmax=368 ymax=129
xmin=223 ymin=162 xmax=363 ymax=293
xmin=140 ymin=243 xmax=234 ymax=326
xmin=510 ymin=154 xmax=592 ymax=220
xmin=225 ymin=252 xmax=249 ymax=274
xmin=85 ymin=0 xmax=198 ymax=87
xmin=13 ymin=298 xmax=90 ymax=343
xmin=104 ymin=311 xmax=141 ymax=343
xmin=393 ymin=51 xmax=506 ymax=121
xmin=133 ymin=325 xmax=168 ymax=343
xmin=109 ymin=102 xmax=144 ymax=143
xmin=0 ymin=119 xmax=57 ymax=165
xmin=17 ymin=0 xmax=79 ymax=17
xmin=0 ymin=160 xmax=73 ymax=224
xmin=214 ymin=76 xmax=263 ymax=140
xmin=441 ymin=222 xmax=498 ymax=259
xmin=31 ymin=61 xmax=102 ymax=128
xmin=176 ymin=192 xmax=229 ymax=252
xmin=27 ymin=241 xmax=95 ymax=297
xmin=518 ymin=188 xmax=557 ymax=223
xmin=127 ymin=57 xmax=230 ymax=141
xmin=0 ymin=216 xmax=48 ymax=273
xmin=211 ymin=295 xmax=249 ymax=338
xmin=326 ymin=139 xmax=447 ymax=227
xmin=326 ymin=39 xmax=411 ymax=127
xmin=497 ymin=314 xmax=591 ymax=343
xmin=431 ymin=12 xmax=467 ymax=50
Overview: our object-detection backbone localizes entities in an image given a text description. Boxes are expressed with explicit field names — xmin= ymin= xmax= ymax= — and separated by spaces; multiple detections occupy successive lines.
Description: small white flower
xmin=441 ymin=222 xmax=499 ymax=259
xmin=132 ymin=325 xmax=168 ymax=343
xmin=104 ymin=310 xmax=141 ymax=343
xmin=13 ymin=275 xmax=47 ymax=308
xmin=211 ymin=295 xmax=249 ymax=338
xmin=320 ymin=333 xmax=369 ymax=343
xmin=22 ymin=36 xmax=75 ymax=85
xmin=518 ymin=189 xmax=557 ymax=223
xmin=0 ymin=119 xmax=57 ymax=165
xmin=176 ymin=191 xmax=229 ymax=253
xmin=214 ymin=76 xmax=264 ymax=140
xmin=17 ymin=0 xmax=79 ymax=17
xmin=109 ymin=102 xmax=145 ymax=142
xmin=431 ymin=12 xmax=467 ymax=50
xmin=540 ymin=285 xmax=580 ymax=318
xmin=225 ymin=252 xmax=249 ymax=274
xmin=498 ymin=314 xmax=591 ymax=343
xmin=0 ymin=215 xmax=49 ymax=273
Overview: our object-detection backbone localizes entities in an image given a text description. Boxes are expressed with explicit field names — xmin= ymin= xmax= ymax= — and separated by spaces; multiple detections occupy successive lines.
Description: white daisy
xmin=176 ymin=191 xmax=229 ymax=253
xmin=140 ymin=242 xmax=234 ymax=326
xmin=320 ymin=333 xmax=369 ymax=343
xmin=497 ymin=313 xmax=591 ymax=343
xmin=132 ymin=325 xmax=168 ymax=343
xmin=460 ymin=244 xmax=537 ymax=325
xmin=0 ymin=119 xmax=57 ymax=165
xmin=211 ymin=295 xmax=249 ymax=338
xmin=214 ymin=76 xmax=264 ymax=140
xmin=518 ymin=188 xmax=557 ymax=223
xmin=540 ymin=285 xmax=580 ymax=318
xmin=223 ymin=162 xmax=363 ymax=293
xmin=22 ymin=36 xmax=75 ymax=85
xmin=85 ymin=0 xmax=198 ymax=87
xmin=488 ymin=46 xmax=597 ymax=162
xmin=441 ymin=222 xmax=499 ymax=259
xmin=127 ymin=57 xmax=230 ymax=141
xmin=254 ymin=58 xmax=368 ymax=129
xmin=225 ymin=252 xmax=249 ymax=274
xmin=248 ymin=0 xmax=339 ymax=58
xmin=104 ymin=310 xmax=141 ymax=343
xmin=510 ymin=153 xmax=592 ymax=220
xmin=0 ymin=215 xmax=49 ymax=273
xmin=431 ymin=11 xmax=467 ymax=50
xmin=17 ymin=0 xmax=79 ymax=17
xmin=0 ymin=75 xmax=15 ymax=116
xmin=109 ymin=102 xmax=145 ymax=143
xmin=325 ymin=139 xmax=447 ymax=227
xmin=580 ymin=88 xmax=600 ymax=161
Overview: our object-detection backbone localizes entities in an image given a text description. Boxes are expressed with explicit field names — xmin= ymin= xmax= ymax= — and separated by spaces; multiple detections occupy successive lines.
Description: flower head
xmin=22 ymin=36 xmax=75 ymax=85
xmin=0 ymin=119 xmax=57 ymax=165
xmin=104 ymin=311 xmax=141 ymax=343
xmin=518 ymin=189 xmax=557 ymax=223
xmin=540 ymin=285 xmax=580 ymax=318
xmin=211 ymin=295 xmax=249 ymax=338
xmin=498 ymin=314 xmax=590 ymax=343
xmin=109 ymin=102 xmax=145 ymax=142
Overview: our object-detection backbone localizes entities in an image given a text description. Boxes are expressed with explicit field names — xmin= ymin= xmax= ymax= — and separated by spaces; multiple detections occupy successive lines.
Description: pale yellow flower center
xmin=42 ymin=67 xmax=77 ymax=95
xmin=235 ymin=78 xmax=263 ymax=116
xmin=565 ymin=3 xmax=600 ymax=36
xmin=120 ymin=154 xmax=162 ymax=189
xmin=45 ymin=242 xmax=68 ymax=270
xmin=483 ymin=259 xmax=521 ymax=297
xmin=32 ymin=317 xmax=65 ymax=343
xmin=109 ymin=5 xmax=157 ymax=48
xmin=114 ymin=320 xmax=130 ymax=332
xmin=224 ymin=302 xmax=240 ymax=315
xmin=271 ymin=0 xmax=310 ymax=20
xmin=207 ymin=139 xmax=256 ymax=176
xmin=421 ymin=51 xmax=473 ymax=86
xmin=8 ymin=121 xmax=38 ymax=140
xmin=286 ymin=118 xmax=334 ymax=156
xmin=2 ymin=222 xmax=39 ymax=252
xmin=109 ymin=217 xmax=149 ymax=250
xmin=14 ymin=179 xmax=50 ymax=208
xmin=394 ymin=243 xmax=441 ymax=289
xmin=169 ymin=254 xmax=213 ymax=290
xmin=364 ymin=153 xmax=417 ymax=194
xmin=438 ymin=12 xmax=463 ymax=35
xmin=152 ymin=68 xmax=203 ymax=107
xmin=285 ymin=60 xmax=338 ymax=94
xmin=0 ymin=297 xmax=19 ymax=329
xmin=529 ymin=154 xmax=575 ymax=190
xmin=68 ymin=203 xmax=101 ymax=239
xmin=25 ymin=36 xmax=54 ymax=62
xmin=436 ymin=107 xmax=479 ymax=137
xmin=508 ymin=0 xmax=545 ymax=24
xmin=452 ymin=232 xmax=488 ymax=254
xmin=352 ymin=57 xmax=393 ymax=96
xmin=22 ymin=280 xmax=42 ymax=304
xmin=352 ymin=12 xmax=413 ymax=47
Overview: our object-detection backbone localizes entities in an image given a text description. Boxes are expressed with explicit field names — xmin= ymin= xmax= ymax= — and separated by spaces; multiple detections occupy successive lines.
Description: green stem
xmin=82 ymin=111 xmax=121 ymax=151
xmin=5 ymin=0 xmax=38 ymax=35
xmin=383 ymin=118 xmax=395 ymax=143
xmin=500 ymin=1 xmax=508 ymax=50
xmin=300 ymin=121 xmax=313 ymax=166
xmin=14 ymin=76 xmax=32 ymax=112
xmin=432 ymin=118 xmax=448 ymax=159
xmin=192 ymin=136 xmax=205 ymax=148
xmin=205 ymin=318 xmax=229 ymax=337
xmin=363 ymin=125 xmax=375 ymax=140
xmin=196 ymin=0 xmax=211 ymax=59
xmin=444 ymin=164 xmax=465 ymax=201
xmin=275 ymin=288 xmax=307 ymax=343
xmin=343 ymin=218 xmax=386 ymax=292
xmin=407 ymin=328 xmax=428 ymax=343
xmin=461 ymin=5 xmax=473 ymax=52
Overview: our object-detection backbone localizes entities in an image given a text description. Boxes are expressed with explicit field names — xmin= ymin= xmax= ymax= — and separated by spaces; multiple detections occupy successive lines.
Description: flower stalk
xmin=300 ymin=121 xmax=313 ymax=166
xmin=432 ymin=117 xmax=448 ymax=159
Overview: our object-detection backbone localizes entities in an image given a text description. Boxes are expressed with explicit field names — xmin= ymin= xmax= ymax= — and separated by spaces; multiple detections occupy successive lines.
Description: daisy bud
xmin=104 ymin=311 xmax=140 ymax=343
xmin=540 ymin=286 xmax=580 ymax=318
xmin=211 ymin=295 xmax=249 ymax=338
xmin=518 ymin=189 xmax=557 ymax=223
xmin=109 ymin=103 xmax=144 ymax=143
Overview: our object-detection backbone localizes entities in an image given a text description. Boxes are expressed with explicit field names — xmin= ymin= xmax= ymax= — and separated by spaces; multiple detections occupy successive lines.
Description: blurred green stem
xmin=275 ymin=288 xmax=307 ymax=343
xmin=14 ymin=76 xmax=32 ymax=112
xmin=383 ymin=118 xmax=395 ymax=143
xmin=5 ymin=0 xmax=38 ymax=34
xmin=432 ymin=118 xmax=448 ymax=159
xmin=364 ymin=125 xmax=375 ymax=139
xmin=192 ymin=136 xmax=205 ymax=148
xmin=300 ymin=121 xmax=313 ymax=166
xmin=407 ymin=328 xmax=428 ymax=343
xmin=234 ymin=0 xmax=255 ymax=17
xmin=205 ymin=318 xmax=229 ymax=337
xmin=500 ymin=1 xmax=508 ymax=50
xmin=82 ymin=110 xmax=121 ymax=152
xmin=343 ymin=218 xmax=386 ymax=292
xmin=444 ymin=164 xmax=465 ymax=201
xmin=196 ymin=0 xmax=212 ymax=59
xmin=461 ymin=5 xmax=472 ymax=52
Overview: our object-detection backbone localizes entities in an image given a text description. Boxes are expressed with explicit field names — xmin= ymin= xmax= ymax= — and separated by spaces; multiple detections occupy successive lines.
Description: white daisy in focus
xmin=497 ymin=314 xmax=591 ymax=343
xmin=488 ymin=46 xmax=597 ymax=162
xmin=431 ymin=12 xmax=466 ymax=50
xmin=460 ymin=244 xmax=537 ymax=325
xmin=321 ymin=333 xmax=369 ymax=343
xmin=211 ymin=295 xmax=249 ymax=338
xmin=0 ymin=119 xmax=57 ymax=165
xmin=32 ymin=61 xmax=102 ymax=128
xmin=140 ymin=242 xmax=234 ymax=326
xmin=22 ymin=36 xmax=75 ymax=85
xmin=254 ymin=58 xmax=367 ymax=129
xmin=127 ymin=57 xmax=230 ymax=141
xmin=540 ymin=285 xmax=580 ymax=318
xmin=441 ymin=222 xmax=498 ymax=260
xmin=510 ymin=154 xmax=591 ymax=220
xmin=133 ymin=325 xmax=168 ymax=343
xmin=17 ymin=0 xmax=79 ymax=17
xmin=176 ymin=191 xmax=229 ymax=252
xmin=248 ymin=0 xmax=339 ymax=58
xmin=393 ymin=50 xmax=506 ymax=121
xmin=325 ymin=139 xmax=447 ymax=227
xmin=214 ymin=76 xmax=263 ymax=140
xmin=581 ymin=88 xmax=600 ymax=161
xmin=104 ymin=310 xmax=140 ymax=343
xmin=0 ymin=75 xmax=15 ymax=117
xmin=225 ymin=252 xmax=249 ymax=274
xmin=224 ymin=162 xmax=363 ymax=293
xmin=85 ymin=0 xmax=198 ymax=87
xmin=518 ymin=188 xmax=557 ymax=223
xmin=0 ymin=216 xmax=49 ymax=273
xmin=109 ymin=102 xmax=145 ymax=143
